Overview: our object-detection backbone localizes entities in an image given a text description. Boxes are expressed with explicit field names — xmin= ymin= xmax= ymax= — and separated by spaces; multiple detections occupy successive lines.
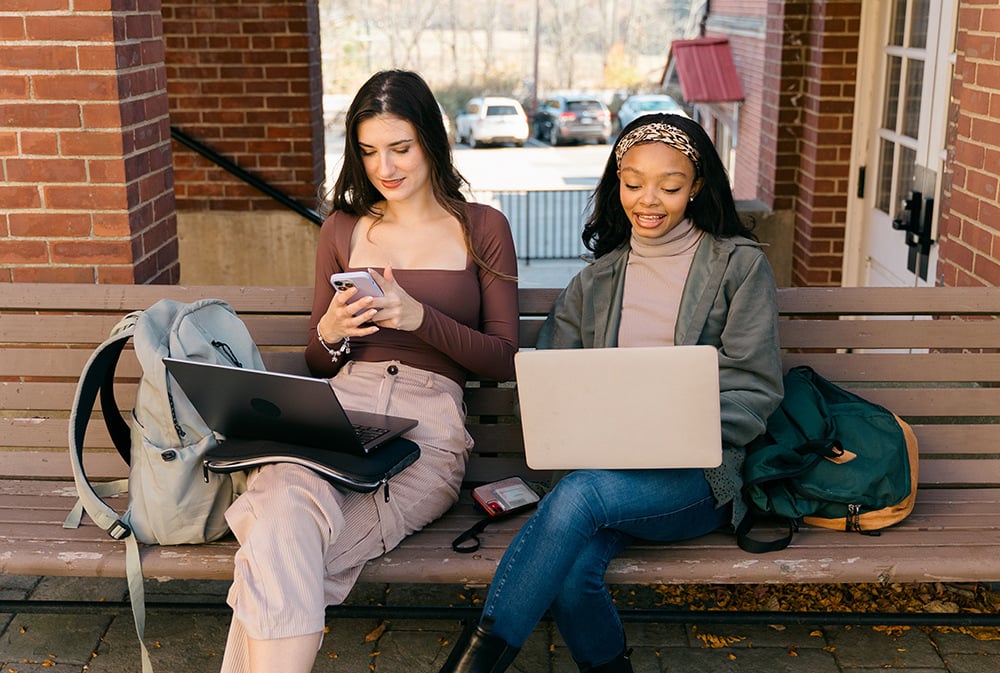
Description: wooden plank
xmin=917 ymin=460 xmax=1000 ymax=486
xmin=4 ymin=482 xmax=1000 ymax=584
xmin=0 ymin=314 xmax=310 ymax=348
xmin=779 ymin=318 xmax=1000 ymax=350
xmin=462 ymin=387 xmax=517 ymax=416
xmin=5 ymin=484 xmax=995 ymax=531
xmin=781 ymin=352 xmax=1000 ymax=383
xmin=847 ymin=387 xmax=1000 ymax=417
xmin=774 ymin=286 xmax=1000 ymax=315
xmin=5 ymin=284 xmax=999 ymax=318
xmin=6 ymin=521 xmax=1000 ymax=585
xmin=0 ymin=284 xmax=315 ymax=314
xmin=908 ymin=424 xmax=1000 ymax=455
xmin=0 ymin=284 xmax=562 ymax=317
xmin=0 ymin=450 xmax=126 ymax=480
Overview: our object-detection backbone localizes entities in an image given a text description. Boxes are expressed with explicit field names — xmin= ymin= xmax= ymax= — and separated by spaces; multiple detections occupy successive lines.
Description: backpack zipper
xmin=847 ymin=503 xmax=882 ymax=536
xmin=212 ymin=340 xmax=243 ymax=368
xmin=846 ymin=503 xmax=861 ymax=531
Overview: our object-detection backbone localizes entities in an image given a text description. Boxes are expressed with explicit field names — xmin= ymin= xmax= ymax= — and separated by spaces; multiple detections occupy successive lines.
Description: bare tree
xmin=321 ymin=0 xmax=682 ymax=95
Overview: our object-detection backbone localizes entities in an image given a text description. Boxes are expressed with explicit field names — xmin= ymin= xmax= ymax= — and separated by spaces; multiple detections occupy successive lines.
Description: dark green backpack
xmin=736 ymin=366 xmax=918 ymax=553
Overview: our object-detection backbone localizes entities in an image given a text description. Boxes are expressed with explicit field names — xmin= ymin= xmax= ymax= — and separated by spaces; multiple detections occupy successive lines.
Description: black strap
xmin=737 ymin=439 xmax=842 ymax=553
xmin=68 ymin=328 xmax=135 ymax=537
xmin=452 ymin=517 xmax=492 ymax=554
xmin=735 ymin=511 xmax=796 ymax=553
xmin=98 ymin=342 xmax=132 ymax=462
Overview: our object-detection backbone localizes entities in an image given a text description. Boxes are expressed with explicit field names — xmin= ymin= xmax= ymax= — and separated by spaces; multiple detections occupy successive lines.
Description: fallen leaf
xmin=364 ymin=623 xmax=386 ymax=643
xmin=924 ymin=600 xmax=959 ymax=613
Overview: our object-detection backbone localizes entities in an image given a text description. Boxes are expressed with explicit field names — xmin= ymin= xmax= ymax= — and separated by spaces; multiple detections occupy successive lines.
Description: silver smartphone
xmin=330 ymin=271 xmax=383 ymax=298
xmin=330 ymin=271 xmax=383 ymax=316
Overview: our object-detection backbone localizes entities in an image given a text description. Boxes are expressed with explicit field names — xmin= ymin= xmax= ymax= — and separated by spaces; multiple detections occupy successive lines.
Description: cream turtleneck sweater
xmin=618 ymin=219 xmax=704 ymax=347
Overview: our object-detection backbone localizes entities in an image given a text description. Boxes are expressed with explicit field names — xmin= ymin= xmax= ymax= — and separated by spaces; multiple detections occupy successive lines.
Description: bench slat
xmin=0 ymin=284 xmax=562 ymax=317
xmin=5 ymin=488 xmax=1000 ymax=584
xmin=774 ymin=286 xmax=1000 ymax=315
xmin=780 ymin=318 xmax=1000 ymax=350
xmin=782 ymin=352 xmax=1000 ymax=382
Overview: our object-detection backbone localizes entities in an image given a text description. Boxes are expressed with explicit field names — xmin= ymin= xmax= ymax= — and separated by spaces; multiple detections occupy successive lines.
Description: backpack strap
xmin=65 ymin=312 xmax=155 ymax=673
xmin=735 ymin=512 xmax=797 ymax=553
xmin=737 ymin=439 xmax=843 ymax=553
xmin=63 ymin=313 xmax=139 ymax=540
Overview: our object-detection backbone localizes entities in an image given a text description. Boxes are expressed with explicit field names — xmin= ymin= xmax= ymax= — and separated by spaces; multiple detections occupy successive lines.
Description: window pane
xmin=902 ymin=59 xmax=924 ymax=139
xmin=877 ymin=138 xmax=894 ymax=214
xmin=896 ymin=145 xmax=917 ymax=203
xmin=883 ymin=55 xmax=902 ymax=131
xmin=890 ymin=0 xmax=908 ymax=46
xmin=909 ymin=0 xmax=929 ymax=49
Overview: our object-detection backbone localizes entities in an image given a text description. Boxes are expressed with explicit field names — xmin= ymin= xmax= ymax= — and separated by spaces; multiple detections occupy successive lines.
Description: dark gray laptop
xmin=163 ymin=357 xmax=417 ymax=454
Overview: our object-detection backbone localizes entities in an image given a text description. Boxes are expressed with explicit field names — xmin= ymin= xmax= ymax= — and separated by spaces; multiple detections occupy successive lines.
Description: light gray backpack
xmin=65 ymin=297 xmax=265 ymax=673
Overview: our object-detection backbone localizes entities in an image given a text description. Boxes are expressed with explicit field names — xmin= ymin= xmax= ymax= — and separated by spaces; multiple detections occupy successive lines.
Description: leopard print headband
xmin=614 ymin=122 xmax=701 ymax=172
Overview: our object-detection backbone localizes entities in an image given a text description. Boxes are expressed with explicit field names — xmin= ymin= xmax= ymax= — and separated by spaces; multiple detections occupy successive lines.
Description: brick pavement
xmin=3 ymin=576 xmax=1000 ymax=672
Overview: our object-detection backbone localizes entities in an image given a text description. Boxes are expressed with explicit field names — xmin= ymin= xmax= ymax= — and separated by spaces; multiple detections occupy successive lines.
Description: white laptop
xmin=514 ymin=346 xmax=722 ymax=470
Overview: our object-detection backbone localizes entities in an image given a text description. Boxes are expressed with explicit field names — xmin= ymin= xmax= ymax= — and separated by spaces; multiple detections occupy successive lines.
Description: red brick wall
xmin=785 ymin=1 xmax=861 ymax=287
xmin=725 ymin=34 xmax=765 ymax=202
xmin=1 ymin=0 xmax=178 ymax=284
xmin=757 ymin=0 xmax=788 ymax=210
xmin=761 ymin=0 xmax=811 ymax=210
xmin=936 ymin=2 xmax=1000 ymax=287
xmin=162 ymin=0 xmax=324 ymax=212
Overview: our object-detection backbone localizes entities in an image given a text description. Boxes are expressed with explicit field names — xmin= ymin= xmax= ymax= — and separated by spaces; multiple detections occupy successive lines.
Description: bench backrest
xmin=2 ymin=284 xmax=1000 ymax=489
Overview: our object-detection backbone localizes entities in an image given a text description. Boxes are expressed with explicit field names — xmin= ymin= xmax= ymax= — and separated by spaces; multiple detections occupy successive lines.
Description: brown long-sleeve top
xmin=305 ymin=203 xmax=519 ymax=385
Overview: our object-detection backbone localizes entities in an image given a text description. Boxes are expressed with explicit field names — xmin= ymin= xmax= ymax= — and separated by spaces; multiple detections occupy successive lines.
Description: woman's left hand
xmin=368 ymin=264 xmax=425 ymax=332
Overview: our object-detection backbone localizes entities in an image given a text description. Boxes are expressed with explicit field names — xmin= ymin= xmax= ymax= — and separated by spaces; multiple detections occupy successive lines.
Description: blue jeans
xmin=481 ymin=468 xmax=727 ymax=667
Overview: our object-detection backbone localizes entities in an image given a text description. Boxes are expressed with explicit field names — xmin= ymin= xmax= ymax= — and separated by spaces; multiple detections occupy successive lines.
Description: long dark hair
xmin=324 ymin=70 xmax=465 ymax=218
xmin=582 ymin=113 xmax=755 ymax=259
xmin=323 ymin=71 xmax=511 ymax=277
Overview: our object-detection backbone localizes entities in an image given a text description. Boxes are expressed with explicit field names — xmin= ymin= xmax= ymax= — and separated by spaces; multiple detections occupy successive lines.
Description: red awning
xmin=662 ymin=37 xmax=745 ymax=104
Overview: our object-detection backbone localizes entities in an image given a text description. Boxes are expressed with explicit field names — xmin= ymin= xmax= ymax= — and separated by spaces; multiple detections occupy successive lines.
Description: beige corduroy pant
xmin=219 ymin=360 xmax=472 ymax=672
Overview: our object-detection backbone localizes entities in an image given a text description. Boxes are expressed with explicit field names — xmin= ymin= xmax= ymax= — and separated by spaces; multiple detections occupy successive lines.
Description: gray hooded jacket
xmin=536 ymin=234 xmax=784 ymax=527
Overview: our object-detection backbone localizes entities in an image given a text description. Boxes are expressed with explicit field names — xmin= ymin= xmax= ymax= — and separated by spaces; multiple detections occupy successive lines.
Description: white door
xmin=844 ymin=0 xmax=956 ymax=288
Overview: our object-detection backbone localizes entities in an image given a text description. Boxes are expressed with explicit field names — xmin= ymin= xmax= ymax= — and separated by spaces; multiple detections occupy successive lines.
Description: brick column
xmin=935 ymin=4 xmax=1000 ymax=287
xmin=0 ymin=0 xmax=178 ymax=284
xmin=776 ymin=0 xmax=861 ymax=287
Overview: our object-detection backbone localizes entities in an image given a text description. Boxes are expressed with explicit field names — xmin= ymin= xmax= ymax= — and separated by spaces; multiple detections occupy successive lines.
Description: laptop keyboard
xmin=353 ymin=423 xmax=390 ymax=446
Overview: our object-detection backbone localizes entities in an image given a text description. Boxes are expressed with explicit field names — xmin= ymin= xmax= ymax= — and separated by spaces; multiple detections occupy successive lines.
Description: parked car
xmin=534 ymin=96 xmax=612 ymax=146
xmin=616 ymin=94 xmax=688 ymax=130
xmin=455 ymin=96 xmax=529 ymax=148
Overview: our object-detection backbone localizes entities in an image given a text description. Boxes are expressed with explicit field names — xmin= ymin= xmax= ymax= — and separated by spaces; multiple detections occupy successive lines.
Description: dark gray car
xmin=534 ymin=96 xmax=612 ymax=146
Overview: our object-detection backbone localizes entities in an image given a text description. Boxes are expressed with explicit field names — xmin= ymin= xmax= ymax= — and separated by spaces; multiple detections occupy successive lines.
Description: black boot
xmin=438 ymin=619 xmax=519 ymax=673
xmin=578 ymin=647 xmax=634 ymax=673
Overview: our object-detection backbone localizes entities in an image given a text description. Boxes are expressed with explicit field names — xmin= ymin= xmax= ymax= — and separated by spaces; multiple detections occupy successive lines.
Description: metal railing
xmin=486 ymin=189 xmax=592 ymax=262
xmin=171 ymin=127 xmax=324 ymax=225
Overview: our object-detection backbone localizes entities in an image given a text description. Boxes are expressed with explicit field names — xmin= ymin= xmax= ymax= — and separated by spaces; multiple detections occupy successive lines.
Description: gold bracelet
xmin=317 ymin=327 xmax=350 ymax=363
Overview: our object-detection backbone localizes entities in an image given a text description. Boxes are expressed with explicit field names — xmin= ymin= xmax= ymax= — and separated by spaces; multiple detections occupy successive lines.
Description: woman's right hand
xmin=316 ymin=286 xmax=381 ymax=344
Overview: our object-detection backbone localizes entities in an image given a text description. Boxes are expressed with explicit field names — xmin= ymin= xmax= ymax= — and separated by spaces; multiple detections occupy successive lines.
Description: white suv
xmin=455 ymin=96 xmax=529 ymax=148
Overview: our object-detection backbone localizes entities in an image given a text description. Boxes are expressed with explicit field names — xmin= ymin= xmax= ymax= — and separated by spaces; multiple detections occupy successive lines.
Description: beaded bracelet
xmin=317 ymin=327 xmax=350 ymax=363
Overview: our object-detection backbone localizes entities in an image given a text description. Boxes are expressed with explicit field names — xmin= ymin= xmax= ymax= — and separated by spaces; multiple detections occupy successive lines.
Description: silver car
xmin=617 ymin=94 xmax=688 ymax=130
xmin=455 ymin=96 xmax=529 ymax=148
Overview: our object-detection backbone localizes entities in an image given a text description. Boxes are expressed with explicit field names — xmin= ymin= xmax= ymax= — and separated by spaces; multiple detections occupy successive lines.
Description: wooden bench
xmin=3 ymin=283 xmax=1000 ymax=624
